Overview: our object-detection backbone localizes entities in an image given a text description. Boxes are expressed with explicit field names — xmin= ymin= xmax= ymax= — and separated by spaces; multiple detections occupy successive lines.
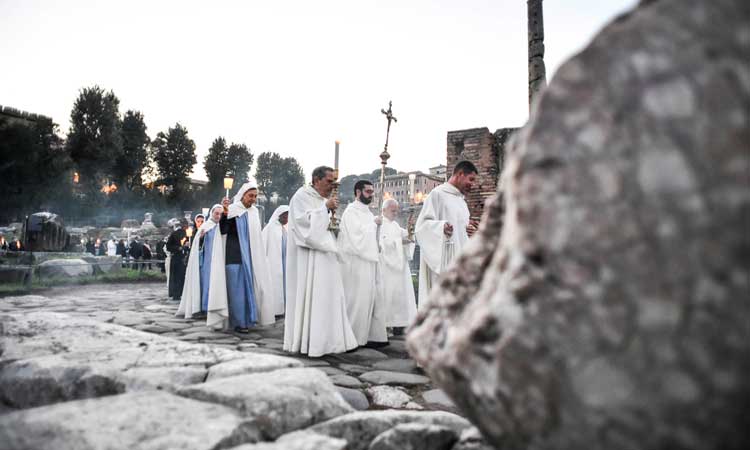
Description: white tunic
xmin=283 ymin=185 xmax=358 ymax=357
xmin=107 ymin=240 xmax=117 ymax=256
xmin=338 ymin=200 xmax=387 ymax=345
xmin=379 ymin=217 xmax=417 ymax=327
xmin=415 ymin=182 xmax=470 ymax=309
xmin=262 ymin=205 xmax=289 ymax=316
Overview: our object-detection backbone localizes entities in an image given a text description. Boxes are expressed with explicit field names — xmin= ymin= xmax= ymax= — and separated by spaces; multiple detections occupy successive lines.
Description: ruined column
xmin=528 ymin=0 xmax=547 ymax=111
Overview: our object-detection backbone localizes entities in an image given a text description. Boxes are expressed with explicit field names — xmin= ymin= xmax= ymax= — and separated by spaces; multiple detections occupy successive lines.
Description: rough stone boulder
xmin=178 ymin=368 xmax=353 ymax=439
xmin=227 ymin=434 xmax=347 ymax=450
xmin=0 ymin=312 xmax=302 ymax=409
xmin=38 ymin=259 xmax=93 ymax=278
xmin=368 ymin=423 xmax=459 ymax=450
xmin=80 ymin=255 xmax=122 ymax=274
xmin=0 ymin=391 xmax=261 ymax=450
xmin=279 ymin=410 xmax=472 ymax=450
xmin=407 ymin=0 xmax=750 ymax=449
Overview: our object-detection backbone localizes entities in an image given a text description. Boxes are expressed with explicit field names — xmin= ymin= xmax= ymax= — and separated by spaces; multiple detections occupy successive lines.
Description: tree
xmin=254 ymin=152 xmax=305 ymax=204
xmin=370 ymin=166 xmax=397 ymax=181
xmin=66 ymin=86 xmax=122 ymax=191
xmin=203 ymin=137 xmax=229 ymax=193
xmin=0 ymin=116 xmax=70 ymax=222
xmin=115 ymin=110 xmax=150 ymax=190
xmin=152 ymin=123 xmax=196 ymax=199
xmin=226 ymin=142 xmax=253 ymax=185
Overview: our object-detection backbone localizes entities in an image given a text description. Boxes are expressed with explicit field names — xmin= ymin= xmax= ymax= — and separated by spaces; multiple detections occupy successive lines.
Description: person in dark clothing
xmin=142 ymin=242 xmax=153 ymax=270
xmin=156 ymin=238 xmax=167 ymax=273
xmin=86 ymin=239 xmax=95 ymax=255
xmin=166 ymin=220 xmax=190 ymax=300
xmin=116 ymin=239 xmax=127 ymax=267
xmin=129 ymin=238 xmax=144 ymax=271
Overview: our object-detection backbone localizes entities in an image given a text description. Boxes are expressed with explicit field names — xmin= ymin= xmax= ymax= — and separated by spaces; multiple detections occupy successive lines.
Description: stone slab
xmin=359 ymin=370 xmax=430 ymax=387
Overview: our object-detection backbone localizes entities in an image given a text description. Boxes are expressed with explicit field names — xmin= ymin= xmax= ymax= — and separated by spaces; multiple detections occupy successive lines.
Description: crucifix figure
xmin=381 ymin=100 xmax=398 ymax=151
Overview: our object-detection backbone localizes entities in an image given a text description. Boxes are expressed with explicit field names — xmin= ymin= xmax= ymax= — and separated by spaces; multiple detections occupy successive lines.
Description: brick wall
xmin=446 ymin=127 xmax=518 ymax=219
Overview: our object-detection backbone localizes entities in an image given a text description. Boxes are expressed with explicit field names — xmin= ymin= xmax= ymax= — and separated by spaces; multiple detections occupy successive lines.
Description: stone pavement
xmin=0 ymin=282 xmax=483 ymax=449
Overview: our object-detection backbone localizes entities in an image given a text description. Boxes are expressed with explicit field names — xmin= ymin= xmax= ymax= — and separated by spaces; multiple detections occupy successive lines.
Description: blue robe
xmin=225 ymin=213 xmax=258 ymax=328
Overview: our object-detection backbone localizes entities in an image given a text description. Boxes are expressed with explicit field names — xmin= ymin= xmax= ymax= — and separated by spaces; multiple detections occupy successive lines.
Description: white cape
xmin=379 ymin=217 xmax=417 ymax=327
xmin=227 ymin=202 xmax=277 ymax=326
xmin=176 ymin=217 xmax=229 ymax=328
xmin=262 ymin=205 xmax=289 ymax=316
xmin=415 ymin=182 xmax=470 ymax=309
xmin=283 ymin=185 xmax=358 ymax=357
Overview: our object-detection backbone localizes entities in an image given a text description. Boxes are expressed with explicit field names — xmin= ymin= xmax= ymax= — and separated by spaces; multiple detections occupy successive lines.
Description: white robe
xmin=107 ymin=240 xmax=117 ymax=256
xmin=379 ymin=217 xmax=417 ymax=327
xmin=338 ymin=200 xmax=387 ymax=345
xmin=283 ymin=185 xmax=358 ymax=357
xmin=227 ymin=202 xmax=277 ymax=326
xmin=262 ymin=205 xmax=289 ymax=316
xmin=415 ymin=182 xmax=471 ymax=309
xmin=176 ymin=218 xmax=229 ymax=328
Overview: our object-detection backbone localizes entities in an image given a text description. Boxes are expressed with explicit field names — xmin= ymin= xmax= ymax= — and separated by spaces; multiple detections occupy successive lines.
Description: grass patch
xmin=0 ymin=269 xmax=166 ymax=296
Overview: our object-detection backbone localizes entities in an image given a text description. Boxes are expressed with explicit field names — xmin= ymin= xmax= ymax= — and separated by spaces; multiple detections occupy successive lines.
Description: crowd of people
xmin=168 ymin=160 xmax=479 ymax=357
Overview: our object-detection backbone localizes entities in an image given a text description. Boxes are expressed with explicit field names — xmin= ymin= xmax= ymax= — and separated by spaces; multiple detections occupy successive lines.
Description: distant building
xmin=188 ymin=178 xmax=208 ymax=191
xmin=428 ymin=164 xmax=447 ymax=180
xmin=373 ymin=171 xmax=443 ymax=208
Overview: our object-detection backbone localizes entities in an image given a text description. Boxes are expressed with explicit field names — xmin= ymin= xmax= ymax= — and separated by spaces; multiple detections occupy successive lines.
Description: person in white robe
xmin=379 ymin=199 xmax=417 ymax=329
xmin=283 ymin=166 xmax=358 ymax=357
xmin=176 ymin=204 xmax=229 ymax=328
xmin=415 ymin=160 xmax=479 ymax=309
xmin=107 ymin=238 xmax=117 ymax=256
xmin=262 ymin=205 xmax=289 ymax=317
xmin=338 ymin=179 xmax=387 ymax=346
xmin=220 ymin=182 xmax=277 ymax=330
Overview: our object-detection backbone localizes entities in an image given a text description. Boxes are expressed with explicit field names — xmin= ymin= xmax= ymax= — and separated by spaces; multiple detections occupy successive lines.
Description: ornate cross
xmin=381 ymin=100 xmax=398 ymax=151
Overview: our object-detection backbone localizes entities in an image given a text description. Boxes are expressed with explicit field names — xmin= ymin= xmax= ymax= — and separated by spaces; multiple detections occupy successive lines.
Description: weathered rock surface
xmin=367 ymin=385 xmax=411 ymax=408
xmin=329 ymin=374 xmax=364 ymax=388
xmin=368 ymin=423 xmax=458 ymax=450
xmin=421 ymin=389 xmax=455 ymax=409
xmin=359 ymin=370 xmax=430 ymax=386
xmin=336 ymin=386 xmax=370 ymax=411
xmin=372 ymin=358 xmax=418 ymax=373
xmin=178 ymin=368 xmax=353 ymax=439
xmin=280 ymin=410 xmax=472 ymax=450
xmin=228 ymin=434 xmax=347 ymax=450
xmin=0 ymin=391 xmax=261 ymax=450
xmin=38 ymin=259 xmax=93 ymax=278
xmin=407 ymin=0 xmax=750 ymax=449
xmin=0 ymin=312 xmax=305 ymax=409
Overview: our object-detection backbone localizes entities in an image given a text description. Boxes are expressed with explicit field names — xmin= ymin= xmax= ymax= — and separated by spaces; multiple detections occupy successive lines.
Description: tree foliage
xmin=203 ymin=137 xmax=229 ymax=192
xmin=152 ymin=123 xmax=196 ymax=199
xmin=115 ymin=110 xmax=150 ymax=190
xmin=65 ymin=86 xmax=122 ymax=190
xmin=0 ymin=117 xmax=70 ymax=222
xmin=226 ymin=142 xmax=253 ymax=185
xmin=255 ymin=152 xmax=305 ymax=204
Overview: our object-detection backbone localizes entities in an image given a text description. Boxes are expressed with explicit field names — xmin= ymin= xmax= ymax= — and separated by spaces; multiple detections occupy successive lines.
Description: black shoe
xmin=234 ymin=327 xmax=249 ymax=334
xmin=365 ymin=341 xmax=389 ymax=349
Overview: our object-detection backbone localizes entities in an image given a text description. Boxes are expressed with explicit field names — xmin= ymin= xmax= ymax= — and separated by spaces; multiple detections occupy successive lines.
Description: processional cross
xmin=377 ymin=101 xmax=397 ymax=213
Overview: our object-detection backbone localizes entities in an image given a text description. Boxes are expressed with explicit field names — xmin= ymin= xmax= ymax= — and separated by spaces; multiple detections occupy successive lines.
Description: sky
xmin=0 ymin=0 xmax=637 ymax=181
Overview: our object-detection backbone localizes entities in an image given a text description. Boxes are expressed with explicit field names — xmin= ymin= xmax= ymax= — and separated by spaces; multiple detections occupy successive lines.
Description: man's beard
xmin=359 ymin=194 xmax=373 ymax=205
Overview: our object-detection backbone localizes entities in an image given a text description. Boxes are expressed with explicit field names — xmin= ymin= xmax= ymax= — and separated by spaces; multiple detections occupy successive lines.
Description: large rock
xmin=280 ymin=410 xmax=472 ymax=450
xmin=407 ymin=0 xmax=750 ymax=449
xmin=38 ymin=259 xmax=93 ymax=278
xmin=0 ymin=391 xmax=261 ymax=450
xmin=80 ymin=255 xmax=122 ymax=274
xmin=178 ymin=368 xmax=353 ymax=439
xmin=228 ymin=434 xmax=346 ymax=450
xmin=368 ymin=423 xmax=458 ymax=450
xmin=0 ymin=312 xmax=306 ymax=409
xmin=359 ymin=370 xmax=430 ymax=386
xmin=367 ymin=385 xmax=411 ymax=408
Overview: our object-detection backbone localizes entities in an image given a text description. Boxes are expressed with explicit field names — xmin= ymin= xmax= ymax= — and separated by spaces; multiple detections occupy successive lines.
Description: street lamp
xmin=224 ymin=176 xmax=234 ymax=199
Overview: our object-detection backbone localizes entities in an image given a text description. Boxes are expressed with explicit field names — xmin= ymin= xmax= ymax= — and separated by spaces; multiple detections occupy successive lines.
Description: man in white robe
xmin=338 ymin=180 xmax=387 ymax=346
xmin=283 ymin=166 xmax=358 ymax=357
xmin=415 ymin=160 xmax=479 ymax=309
xmin=220 ymin=182 xmax=277 ymax=331
xmin=379 ymin=199 xmax=417 ymax=330
xmin=262 ymin=205 xmax=289 ymax=317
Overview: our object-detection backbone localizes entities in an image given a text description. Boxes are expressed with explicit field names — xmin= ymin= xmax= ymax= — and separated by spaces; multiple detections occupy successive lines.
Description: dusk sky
xmin=0 ymin=0 xmax=637 ymax=180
